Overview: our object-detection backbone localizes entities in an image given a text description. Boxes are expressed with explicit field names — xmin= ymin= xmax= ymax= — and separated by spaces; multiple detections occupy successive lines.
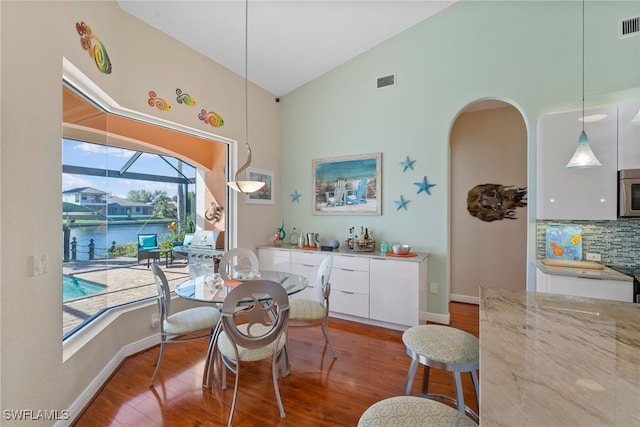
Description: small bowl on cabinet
xmin=391 ymin=244 xmax=411 ymax=255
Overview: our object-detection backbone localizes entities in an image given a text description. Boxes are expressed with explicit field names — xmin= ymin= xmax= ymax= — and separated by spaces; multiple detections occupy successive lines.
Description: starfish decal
xmin=394 ymin=195 xmax=410 ymax=211
xmin=415 ymin=176 xmax=436 ymax=195
xmin=400 ymin=156 xmax=416 ymax=172
xmin=291 ymin=190 xmax=301 ymax=203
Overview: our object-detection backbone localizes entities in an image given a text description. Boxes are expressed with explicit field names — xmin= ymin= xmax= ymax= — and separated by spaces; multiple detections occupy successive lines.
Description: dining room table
xmin=174 ymin=269 xmax=308 ymax=388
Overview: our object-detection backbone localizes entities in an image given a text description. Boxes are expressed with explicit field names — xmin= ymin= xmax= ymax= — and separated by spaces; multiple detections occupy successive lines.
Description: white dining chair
xmin=149 ymin=263 xmax=221 ymax=386
xmin=218 ymin=248 xmax=260 ymax=281
xmin=288 ymin=255 xmax=337 ymax=358
xmin=217 ymin=279 xmax=290 ymax=426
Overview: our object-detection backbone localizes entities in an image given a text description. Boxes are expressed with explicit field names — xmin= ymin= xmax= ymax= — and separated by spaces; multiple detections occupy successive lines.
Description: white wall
xmin=0 ymin=1 xmax=280 ymax=421
xmin=279 ymin=0 xmax=640 ymax=316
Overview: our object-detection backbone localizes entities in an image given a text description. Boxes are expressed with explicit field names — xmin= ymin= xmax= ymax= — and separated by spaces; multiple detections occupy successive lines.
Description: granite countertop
xmin=536 ymin=260 xmax=633 ymax=282
xmin=480 ymin=287 xmax=640 ymax=426
xmin=257 ymin=243 xmax=430 ymax=262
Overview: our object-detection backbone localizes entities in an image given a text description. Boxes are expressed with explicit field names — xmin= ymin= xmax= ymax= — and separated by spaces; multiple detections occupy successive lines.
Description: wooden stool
xmin=358 ymin=396 xmax=478 ymax=426
xmin=403 ymin=325 xmax=479 ymax=421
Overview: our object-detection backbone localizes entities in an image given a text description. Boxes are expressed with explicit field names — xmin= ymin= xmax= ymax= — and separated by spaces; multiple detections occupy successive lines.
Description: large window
xmin=62 ymin=61 xmax=231 ymax=340
xmin=62 ymin=139 xmax=197 ymax=337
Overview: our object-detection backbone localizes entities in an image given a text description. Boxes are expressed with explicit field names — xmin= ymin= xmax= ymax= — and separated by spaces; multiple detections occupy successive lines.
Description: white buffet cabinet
xmin=258 ymin=246 xmax=429 ymax=330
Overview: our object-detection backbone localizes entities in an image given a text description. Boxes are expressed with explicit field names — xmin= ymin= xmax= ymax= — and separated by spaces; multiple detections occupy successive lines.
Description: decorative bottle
xmin=290 ymin=227 xmax=298 ymax=246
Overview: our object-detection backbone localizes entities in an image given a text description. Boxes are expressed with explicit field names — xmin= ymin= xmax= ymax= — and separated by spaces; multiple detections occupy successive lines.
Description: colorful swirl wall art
xmin=198 ymin=109 xmax=224 ymax=128
xmin=148 ymin=91 xmax=171 ymax=111
xmin=176 ymin=88 xmax=196 ymax=106
xmin=76 ymin=21 xmax=112 ymax=74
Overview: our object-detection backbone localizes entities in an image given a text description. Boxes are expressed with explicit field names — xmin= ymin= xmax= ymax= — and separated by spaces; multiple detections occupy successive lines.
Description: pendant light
xmin=227 ymin=0 xmax=266 ymax=194
xmin=566 ymin=0 xmax=601 ymax=169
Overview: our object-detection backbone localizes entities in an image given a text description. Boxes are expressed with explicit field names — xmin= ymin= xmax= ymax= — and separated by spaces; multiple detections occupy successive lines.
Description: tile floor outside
xmin=63 ymin=257 xmax=190 ymax=335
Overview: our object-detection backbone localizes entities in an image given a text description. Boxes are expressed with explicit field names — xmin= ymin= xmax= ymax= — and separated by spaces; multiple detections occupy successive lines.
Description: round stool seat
xmin=403 ymin=325 xmax=479 ymax=370
xmin=358 ymin=396 xmax=478 ymax=426
xmin=402 ymin=325 xmax=480 ymax=422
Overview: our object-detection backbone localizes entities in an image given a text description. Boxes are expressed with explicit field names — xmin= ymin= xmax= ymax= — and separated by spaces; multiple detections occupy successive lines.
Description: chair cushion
xmin=289 ymin=299 xmax=326 ymax=321
xmin=163 ymin=306 xmax=220 ymax=335
xmin=358 ymin=396 xmax=478 ymax=426
xmin=218 ymin=324 xmax=286 ymax=362
xmin=402 ymin=325 xmax=479 ymax=365
xmin=139 ymin=235 xmax=157 ymax=248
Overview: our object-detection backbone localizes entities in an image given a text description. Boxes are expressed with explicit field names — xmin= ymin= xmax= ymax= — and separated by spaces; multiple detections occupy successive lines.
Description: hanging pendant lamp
xmin=227 ymin=0 xmax=266 ymax=194
xmin=566 ymin=0 xmax=601 ymax=169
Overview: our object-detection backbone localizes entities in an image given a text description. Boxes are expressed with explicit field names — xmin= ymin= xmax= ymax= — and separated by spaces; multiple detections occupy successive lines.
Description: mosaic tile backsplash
xmin=537 ymin=219 xmax=640 ymax=274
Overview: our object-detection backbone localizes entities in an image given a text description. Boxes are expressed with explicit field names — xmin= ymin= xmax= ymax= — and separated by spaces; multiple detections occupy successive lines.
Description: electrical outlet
xmin=151 ymin=313 xmax=160 ymax=328
xmin=586 ymin=253 xmax=602 ymax=262
xmin=429 ymin=282 xmax=438 ymax=294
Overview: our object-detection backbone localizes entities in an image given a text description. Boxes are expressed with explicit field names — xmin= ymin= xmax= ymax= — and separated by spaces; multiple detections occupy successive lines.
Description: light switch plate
xmin=586 ymin=253 xmax=602 ymax=262
xmin=33 ymin=254 xmax=49 ymax=276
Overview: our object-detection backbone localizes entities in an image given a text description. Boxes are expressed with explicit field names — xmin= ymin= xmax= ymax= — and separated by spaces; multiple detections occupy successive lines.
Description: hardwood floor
xmin=72 ymin=302 xmax=479 ymax=426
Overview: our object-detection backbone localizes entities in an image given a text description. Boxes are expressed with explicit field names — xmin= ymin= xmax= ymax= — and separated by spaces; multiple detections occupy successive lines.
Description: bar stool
xmin=358 ymin=396 xmax=478 ymax=426
xmin=403 ymin=324 xmax=479 ymax=421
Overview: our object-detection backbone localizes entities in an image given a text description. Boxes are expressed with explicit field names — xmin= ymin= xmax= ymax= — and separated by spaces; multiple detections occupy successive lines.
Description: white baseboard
xmin=451 ymin=294 xmax=480 ymax=305
xmin=59 ymin=334 xmax=159 ymax=426
xmin=422 ymin=310 xmax=450 ymax=325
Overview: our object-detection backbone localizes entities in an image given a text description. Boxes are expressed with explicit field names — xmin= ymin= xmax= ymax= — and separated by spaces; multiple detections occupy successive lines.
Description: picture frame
xmin=312 ymin=152 xmax=381 ymax=215
xmin=245 ymin=168 xmax=274 ymax=204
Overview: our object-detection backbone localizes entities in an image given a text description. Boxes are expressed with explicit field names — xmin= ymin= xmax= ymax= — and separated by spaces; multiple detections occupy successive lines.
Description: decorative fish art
xmin=76 ymin=21 xmax=112 ymax=74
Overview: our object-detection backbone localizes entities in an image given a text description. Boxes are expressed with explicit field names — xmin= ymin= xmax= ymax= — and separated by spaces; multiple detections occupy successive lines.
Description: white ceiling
xmin=118 ymin=1 xmax=457 ymax=97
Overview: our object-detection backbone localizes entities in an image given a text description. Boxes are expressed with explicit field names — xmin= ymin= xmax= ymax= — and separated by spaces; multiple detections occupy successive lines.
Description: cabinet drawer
xmin=330 ymin=290 xmax=369 ymax=318
xmin=291 ymin=251 xmax=327 ymax=266
xmin=333 ymin=254 xmax=369 ymax=271
xmin=257 ymin=248 xmax=290 ymax=273
xmin=330 ymin=268 xmax=369 ymax=294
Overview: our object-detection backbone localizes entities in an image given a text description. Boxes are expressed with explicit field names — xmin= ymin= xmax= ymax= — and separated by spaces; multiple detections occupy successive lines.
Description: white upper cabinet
xmin=618 ymin=100 xmax=640 ymax=170
xmin=537 ymin=106 xmax=618 ymax=220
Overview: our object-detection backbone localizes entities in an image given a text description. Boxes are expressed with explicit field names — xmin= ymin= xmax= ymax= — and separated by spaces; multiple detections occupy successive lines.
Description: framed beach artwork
xmin=246 ymin=168 xmax=274 ymax=204
xmin=312 ymin=152 xmax=381 ymax=215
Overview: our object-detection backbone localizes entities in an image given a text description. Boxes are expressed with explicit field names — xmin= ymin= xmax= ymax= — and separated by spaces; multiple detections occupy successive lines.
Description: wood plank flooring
xmin=72 ymin=302 xmax=479 ymax=426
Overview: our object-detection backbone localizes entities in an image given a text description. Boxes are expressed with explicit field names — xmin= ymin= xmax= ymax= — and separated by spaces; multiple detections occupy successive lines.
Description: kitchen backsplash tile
xmin=536 ymin=219 xmax=639 ymax=270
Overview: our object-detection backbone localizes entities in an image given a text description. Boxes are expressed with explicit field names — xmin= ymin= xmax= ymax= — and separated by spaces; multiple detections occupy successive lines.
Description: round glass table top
xmin=174 ymin=270 xmax=308 ymax=304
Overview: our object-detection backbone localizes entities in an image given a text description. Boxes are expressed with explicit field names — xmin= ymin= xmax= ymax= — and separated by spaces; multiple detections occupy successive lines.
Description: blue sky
xmin=62 ymin=139 xmax=196 ymax=199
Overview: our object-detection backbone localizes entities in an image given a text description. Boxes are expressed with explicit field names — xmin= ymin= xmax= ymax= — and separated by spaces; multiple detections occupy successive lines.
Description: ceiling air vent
xmin=620 ymin=16 xmax=640 ymax=38
xmin=377 ymin=73 xmax=396 ymax=89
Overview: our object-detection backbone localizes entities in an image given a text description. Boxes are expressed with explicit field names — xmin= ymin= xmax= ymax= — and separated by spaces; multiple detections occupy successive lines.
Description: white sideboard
xmin=258 ymin=246 xmax=429 ymax=330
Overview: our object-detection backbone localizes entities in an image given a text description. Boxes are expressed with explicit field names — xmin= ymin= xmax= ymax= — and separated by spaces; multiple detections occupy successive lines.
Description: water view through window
xmin=62 ymin=138 xmax=197 ymax=337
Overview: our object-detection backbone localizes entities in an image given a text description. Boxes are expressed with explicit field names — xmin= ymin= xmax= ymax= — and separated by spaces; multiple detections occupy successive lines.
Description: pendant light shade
xmin=227 ymin=0 xmax=266 ymax=195
xmin=566 ymin=130 xmax=602 ymax=168
xmin=566 ymin=0 xmax=601 ymax=169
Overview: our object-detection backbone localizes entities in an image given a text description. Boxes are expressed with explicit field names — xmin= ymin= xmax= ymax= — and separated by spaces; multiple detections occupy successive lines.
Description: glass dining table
xmin=173 ymin=270 xmax=308 ymax=388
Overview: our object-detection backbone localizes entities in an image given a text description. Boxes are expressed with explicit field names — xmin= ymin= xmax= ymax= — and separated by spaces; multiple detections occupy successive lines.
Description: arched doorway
xmin=449 ymin=100 xmax=528 ymax=303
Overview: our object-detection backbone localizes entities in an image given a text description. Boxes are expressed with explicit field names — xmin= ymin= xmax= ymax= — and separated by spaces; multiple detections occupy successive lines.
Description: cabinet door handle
xmin=340 ymin=290 xmax=355 ymax=295
xmin=340 ymin=268 xmax=355 ymax=272
xmin=302 ymin=263 xmax=314 ymax=267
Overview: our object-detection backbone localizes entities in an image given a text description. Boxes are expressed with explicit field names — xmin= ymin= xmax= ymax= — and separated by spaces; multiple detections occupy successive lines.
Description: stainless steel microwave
xmin=619 ymin=169 xmax=640 ymax=217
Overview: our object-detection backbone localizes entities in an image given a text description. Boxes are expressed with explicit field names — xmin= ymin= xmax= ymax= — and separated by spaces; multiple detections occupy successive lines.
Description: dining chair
xmin=149 ymin=262 xmax=221 ymax=386
xmin=217 ymin=280 xmax=290 ymax=426
xmin=288 ymin=255 xmax=337 ymax=359
xmin=218 ymin=247 xmax=260 ymax=281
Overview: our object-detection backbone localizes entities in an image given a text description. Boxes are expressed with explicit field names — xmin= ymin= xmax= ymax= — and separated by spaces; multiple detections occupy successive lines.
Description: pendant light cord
xmin=245 ymin=0 xmax=249 ymax=153
xmin=581 ymin=0 xmax=585 ymax=132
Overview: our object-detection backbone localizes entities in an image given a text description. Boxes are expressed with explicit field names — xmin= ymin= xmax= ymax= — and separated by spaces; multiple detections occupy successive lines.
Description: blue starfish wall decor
xmin=291 ymin=190 xmax=301 ymax=202
xmin=415 ymin=176 xmax=436 ymax=195
xmin=400 ymin=156 xmax=416 ymax=172
xmin=394 ymin=195 xmax=410 ymax=211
